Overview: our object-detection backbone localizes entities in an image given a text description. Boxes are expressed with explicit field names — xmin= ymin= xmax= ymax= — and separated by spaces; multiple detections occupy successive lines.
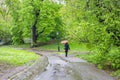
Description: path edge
xmin=8 ymin=56 xmax=48 ymax=80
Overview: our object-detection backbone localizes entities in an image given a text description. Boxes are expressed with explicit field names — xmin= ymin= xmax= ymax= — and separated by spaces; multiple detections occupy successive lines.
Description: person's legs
xmin=65 ymin=50 xmax=68 ymax=57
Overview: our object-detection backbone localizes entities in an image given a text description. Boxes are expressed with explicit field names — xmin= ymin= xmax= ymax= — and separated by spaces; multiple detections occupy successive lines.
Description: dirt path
xmin=34 ymin=56 xmax=76 ymax=80
xmin=32 ymin=50 xmax=116 ymax=80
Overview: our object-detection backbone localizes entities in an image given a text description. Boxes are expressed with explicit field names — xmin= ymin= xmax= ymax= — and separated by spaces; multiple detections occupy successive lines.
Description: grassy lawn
xmin=7 ymin=42 xmax=89 ymax=56
xmin=38 ymin=42 xmax=88 ymax=51
xmin=10 ymin=44 xmax=31 ymax=49
xmin=37 ymin=42 xmax=89 ymax=55
xmin=0 ymin=46 xmax=39 ymax=66
xmin=38 ymin=43 xmax=60 ymax=51
xmin=9 ymin=42 xmax=89 ymax=52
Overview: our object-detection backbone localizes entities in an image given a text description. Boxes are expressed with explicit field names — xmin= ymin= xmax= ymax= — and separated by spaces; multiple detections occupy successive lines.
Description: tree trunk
xmin=31 ymin=22 xmax=37 ymax=47
xmin=31 ymin=10 xmax=40 ymax=48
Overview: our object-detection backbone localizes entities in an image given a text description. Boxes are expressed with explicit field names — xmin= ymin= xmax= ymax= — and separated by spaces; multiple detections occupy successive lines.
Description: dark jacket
xmin=64 ymin=43 xmax=70 ymax=51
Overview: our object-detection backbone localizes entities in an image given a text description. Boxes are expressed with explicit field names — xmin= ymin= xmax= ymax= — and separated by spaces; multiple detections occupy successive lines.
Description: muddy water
xmin=33 ymin=56 xmax=82 ymax=80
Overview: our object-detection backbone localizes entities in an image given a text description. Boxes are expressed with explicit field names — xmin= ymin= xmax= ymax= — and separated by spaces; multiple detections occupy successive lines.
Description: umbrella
xmin=61 ymin=40 xmax=68 ymax=44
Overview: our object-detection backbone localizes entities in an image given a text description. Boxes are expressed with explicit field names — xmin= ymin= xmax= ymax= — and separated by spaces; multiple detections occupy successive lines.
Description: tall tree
xmin=21 ymin=0 xmax=63 ymax=47
xmin=5 ymin=0 xmax=24 ymax=44
xmin=5 ymin=0 xmax=63 ymax=46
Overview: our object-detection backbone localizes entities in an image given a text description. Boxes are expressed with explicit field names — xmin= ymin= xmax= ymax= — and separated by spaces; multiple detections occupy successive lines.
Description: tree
xmin=62 ymin=0 xmax=120 ymax=69
xmin=5 ymin=0 xmax=24 ymax=44
xmin=0 ymin=0 xmax=12 ymax=43
xmin=60 ymin=0 xmax=90 ymax=42
xmin=21 ymin=0 xmax=63 ymax=47
xmin=89 ymin=0 xmax=120 ymax=69
xmin=5 ymin=0 xmax=63 ymax=46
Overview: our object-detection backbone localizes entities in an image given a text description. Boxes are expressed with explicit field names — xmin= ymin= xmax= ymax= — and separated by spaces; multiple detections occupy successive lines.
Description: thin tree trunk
xmin=31 ymin=22 xmax=37 ymax=47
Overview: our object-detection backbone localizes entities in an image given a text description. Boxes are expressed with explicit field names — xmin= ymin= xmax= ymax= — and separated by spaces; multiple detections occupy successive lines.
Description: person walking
xmin=64 ymin=42 xmax=70 ymax=57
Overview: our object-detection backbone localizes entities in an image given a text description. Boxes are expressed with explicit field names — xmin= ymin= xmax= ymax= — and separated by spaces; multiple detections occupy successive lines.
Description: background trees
xmin=4 ymin=0 xmax=63 ymax=47
xmin=0 ymin=0 xmax=11 ymax=44
xmin=61 ymin=0 xmax=120 ymax=71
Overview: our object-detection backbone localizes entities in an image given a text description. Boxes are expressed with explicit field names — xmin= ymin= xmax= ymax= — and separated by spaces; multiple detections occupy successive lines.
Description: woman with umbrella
xmin=61 ymin=40 xmax=70 ymax=57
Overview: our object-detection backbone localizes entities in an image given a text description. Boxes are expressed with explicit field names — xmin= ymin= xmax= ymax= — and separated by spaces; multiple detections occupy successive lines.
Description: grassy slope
xmin=0 ymin=46 xmax=39 ymax=66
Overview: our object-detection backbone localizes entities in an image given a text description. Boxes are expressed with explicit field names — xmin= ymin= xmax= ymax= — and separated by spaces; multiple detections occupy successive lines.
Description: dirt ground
xmin=0 ymin=62 xmax=27 ymax=80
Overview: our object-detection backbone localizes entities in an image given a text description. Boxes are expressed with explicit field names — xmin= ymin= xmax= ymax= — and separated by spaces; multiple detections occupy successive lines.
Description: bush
xmin=0 ymin=30 xmax=12 ymax=45
xmin=107 ymin=47 xmax=120 ymax=70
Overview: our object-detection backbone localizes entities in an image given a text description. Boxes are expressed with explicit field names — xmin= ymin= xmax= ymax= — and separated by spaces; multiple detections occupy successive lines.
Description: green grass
xmin=9 ymin=42 xmax=88 ymax=52
xmin=6 ymin=42 xmax=88 ymax=60
xmin=36 ymin=42 xmax=89 ymax=55
xmin=76 ymin=52 xmax=94 ymax=62
xmin=0 ymin=46 xmax=39 ymax=66
xmin=69 ymin=43 xmax=89 ymax=51
xmin=38 ymin=42 xmax=88 ymax=51
xmin=10 ymin=44 xmax=31 ymax=48
xmin=38 ymin=43 xmax=60 ymax=51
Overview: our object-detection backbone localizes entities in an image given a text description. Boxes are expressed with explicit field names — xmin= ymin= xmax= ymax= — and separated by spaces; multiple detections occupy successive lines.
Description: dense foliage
xmin=3 ymin=0 xmax=63 ymax=46
xmin=61 ymin=0 xmax=120 ymax=78
xmin=88 ymin=0 xmax=120 ymax=70
xmin=0 ymin=0 xmax=11 ymax=43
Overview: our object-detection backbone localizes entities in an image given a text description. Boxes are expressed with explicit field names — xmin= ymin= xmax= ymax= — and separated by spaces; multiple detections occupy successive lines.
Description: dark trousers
xmin=65 ymin=50 xmax=68 ymax=57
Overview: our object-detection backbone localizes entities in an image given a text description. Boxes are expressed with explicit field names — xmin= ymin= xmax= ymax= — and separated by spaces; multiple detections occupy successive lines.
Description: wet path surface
xmin=34 ymin=56 xmax=78 ymax=80
xmin=60 ymin=56 xmax=115 ymax=80
xmin=32 ymin=50 xmax=116 ymax=80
